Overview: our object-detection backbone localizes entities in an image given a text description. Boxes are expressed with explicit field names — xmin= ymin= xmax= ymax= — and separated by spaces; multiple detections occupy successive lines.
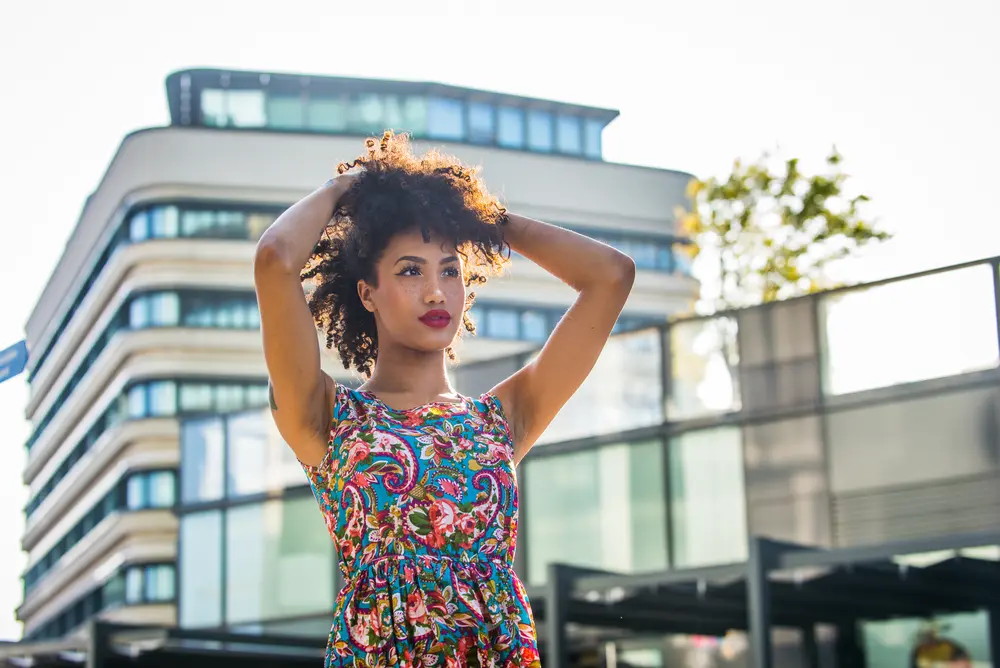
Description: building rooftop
xmin=165 ymin=68 xmax=619 ymax=160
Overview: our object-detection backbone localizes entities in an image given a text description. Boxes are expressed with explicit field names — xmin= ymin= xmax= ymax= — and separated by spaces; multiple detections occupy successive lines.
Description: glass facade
xmin=24 ymin=469 xmax=177 ymax=595
xmin=178 ymin=410 xmax=335 ymax=631
xmin=190 ymin=84 xmax=605 ymax=160
xmin=27 ymin=378 xmax=267 ymax=520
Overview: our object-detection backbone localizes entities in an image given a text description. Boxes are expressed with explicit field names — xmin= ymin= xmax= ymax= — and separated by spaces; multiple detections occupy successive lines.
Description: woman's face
xmin=359 ymin=228 xmax=467 ymax=355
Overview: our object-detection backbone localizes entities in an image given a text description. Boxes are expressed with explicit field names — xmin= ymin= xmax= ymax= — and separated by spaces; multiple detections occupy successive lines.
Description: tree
xmin=677 ymin=148 xmax=890 ymax=312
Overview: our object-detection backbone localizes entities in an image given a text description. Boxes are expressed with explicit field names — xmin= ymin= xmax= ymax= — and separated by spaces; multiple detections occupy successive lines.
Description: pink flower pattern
xmin=301 ymin=385 xmax=540 ymax=667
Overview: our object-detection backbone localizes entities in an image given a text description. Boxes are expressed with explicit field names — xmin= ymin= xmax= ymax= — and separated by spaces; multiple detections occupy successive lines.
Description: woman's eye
xmin=399 ymin=265 xmax=421 ymax=276
xmin=443 ymin=267 xmax=461 ymax=278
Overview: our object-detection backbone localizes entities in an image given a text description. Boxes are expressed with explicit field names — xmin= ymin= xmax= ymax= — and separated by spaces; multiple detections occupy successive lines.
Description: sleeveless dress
xmin=300 ymin=383 xmax=540 ymax=668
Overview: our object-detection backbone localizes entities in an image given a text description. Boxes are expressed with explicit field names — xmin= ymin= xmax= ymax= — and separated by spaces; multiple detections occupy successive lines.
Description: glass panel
xmin=127 ymin=385 xmax=146 ymax=419
xmin=129 ymin=295 xmax=149 ymax=329
xmin=520 ymin=310 xmax=548 ymax=343
xmin=266 ymin=94 xmax=304 ymax=129
xmin=226 ymin=410 xmax=303 ymax=499
xmin=526 ymin=110 xmax=553 ymax=152
xmin=555 ymin=115 xmax=582 ymax=154
xmin=247 ymin=213 xmax=275 ymax=240
xmin=306 ymin=97 xmax=348 ymax=132
xmin=148 ymin=471 xmax=176 ymax=507
xmin=827 ymin=385 xmax=1000 ymax=494
xmin=583 ymin=119 xmax=603 ymax=158
xmin=129 ymin=210 xmax=149 ymax=241
xmin=126 ymin=475 xmax=146 ymax=510
xmin=821 ymin=264 xmax=999 ymax=395
xmin=150 ymin=292 xmax=180 ymax=327
xmin=200 ymin=89 xmax=227 ymax=127
xmin=225 ymin=497 xmax=335 ymax=624
xmin=669 ymin=427 xmax=748 ymax=567
xmin=497 ymin=107 xmax=525 ymax=148
xmin=180 ymin=418 xmax=225 ymax=503
xmin=353 ymin=93 xmax=387 ymax=133
xmin=150 ymin=206 xmax=179 ymax=238
xmin=539 ymin=328 xmax=663 ymax=445
xmin=524 ymin=440 xmax=668 ymax=586
xmin=468 ymin=102 xmax=495 ymax=143
xmin=402 ymin=97 xmax=428 ymax=136
xmin=125 ymin=567 xmax=144 ymax=604
xmin=146 ymin=564 xmax=176 ymax=601
xmin=668 ymin=317 xmax=740 ymax=419
xmin=863 ymin=611 xmax=992 ymax=667
xmin=148 ymin=381 xmax=177 ymax=416
xmin=427 ymin=97 xmax=465 ymax=141
xmin=226 ymin=90 xmax=266 ymax=127
xmin=215 ymin=385 xmax=245 ymax=412
xmin=179 ymin=511 xmax=223 ymax=628
xmin=179 ymin=383 xmax=214 ymax=412
xmin=485 ymin=308 xmax=519 ymax=339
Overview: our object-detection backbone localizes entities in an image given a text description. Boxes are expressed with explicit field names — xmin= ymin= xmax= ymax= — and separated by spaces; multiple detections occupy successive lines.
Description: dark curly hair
xmin=301 ymin=130 xmax=511 ymax=377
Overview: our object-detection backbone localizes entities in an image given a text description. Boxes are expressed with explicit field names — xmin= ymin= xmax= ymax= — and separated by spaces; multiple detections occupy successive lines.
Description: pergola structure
xmin=543 ymin=531 xmax=1000 ymax=668
xmin=3 ymin=532 xmax=999 ymax=668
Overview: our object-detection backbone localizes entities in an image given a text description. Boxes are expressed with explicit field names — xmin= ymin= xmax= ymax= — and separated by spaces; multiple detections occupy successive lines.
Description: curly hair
xmin=301 ymin=130 xmax=511 ymax=377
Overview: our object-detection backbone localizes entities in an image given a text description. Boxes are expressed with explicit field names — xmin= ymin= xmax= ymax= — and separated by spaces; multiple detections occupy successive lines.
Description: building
xmin=6 ymin=254 xmax=1000 ymax=667
xmin=16 ymin=68 xmax=698 ymax=643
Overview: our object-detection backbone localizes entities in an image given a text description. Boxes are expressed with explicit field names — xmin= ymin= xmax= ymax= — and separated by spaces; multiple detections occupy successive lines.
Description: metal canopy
xmin=544 ymin=531 xmax=1000 ymax=668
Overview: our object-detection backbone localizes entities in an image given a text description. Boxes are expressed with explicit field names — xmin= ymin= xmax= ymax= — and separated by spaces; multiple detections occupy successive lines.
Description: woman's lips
xmin=419 ymin=310 xmax=452 ymax=329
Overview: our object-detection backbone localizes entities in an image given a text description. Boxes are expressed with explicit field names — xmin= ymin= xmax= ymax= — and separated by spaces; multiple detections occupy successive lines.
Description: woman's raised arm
xmin=253 ymin=176 xmax=354 ymax=466
xmin=491 ymin=214 xmax=635 ymax=462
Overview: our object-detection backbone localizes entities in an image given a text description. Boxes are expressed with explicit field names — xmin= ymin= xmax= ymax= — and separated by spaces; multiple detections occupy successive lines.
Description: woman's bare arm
xmin=491 ymin=214 xmax=635 ymax=462
xmin=253 ymin=176 xmax=354 ymax=466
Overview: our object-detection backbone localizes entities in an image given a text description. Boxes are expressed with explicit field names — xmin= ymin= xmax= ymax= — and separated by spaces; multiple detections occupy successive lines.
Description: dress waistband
xmin=342 ymin=552 xmax=514 ymax=586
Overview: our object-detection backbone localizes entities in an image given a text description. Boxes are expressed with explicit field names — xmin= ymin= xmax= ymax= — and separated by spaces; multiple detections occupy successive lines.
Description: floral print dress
xmin=301 ymin=383 xmax=540 ymax=668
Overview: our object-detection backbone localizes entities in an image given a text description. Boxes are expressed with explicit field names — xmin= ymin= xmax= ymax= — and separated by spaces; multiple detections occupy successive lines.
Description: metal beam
xmin=747 ymin=536 xmax=775 ymax=668
xmin=546 ymin=564 xmax=571 ymax=668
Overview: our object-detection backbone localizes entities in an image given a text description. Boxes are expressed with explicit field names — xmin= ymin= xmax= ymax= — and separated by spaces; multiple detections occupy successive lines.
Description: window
xmin=265 ymin=95 xmax=304 ymax=130
xmin=524 ymin=441 xmax=668 ymax=585
xmin=181 ymin=418 xmax=226 ymax=504
xmin=126 ymin=476 xmax=146 ymax=510
xmin=486 ymin=308 xmax=519 ymax=339
xmin=526 ymin=110 xmax=554 ymax=152
xmin=226 ymin=91 xmax=267 ymax=127
xmin=306 ymin=96 xmax=348 ymax=132
xmin=427 ymin=97 xmax=465 ymax=141
xmin=402 ymin=97 xmax=429 ymax=136
xmin=179 ymin=384 xmax=214 ymax=413
xmin=148 ymin=471 xmax=176 ymax=507
xmin=226 ymin=411 xmax=303 ymax=499
xmin=555 ymin=115 xmax=582 ymax=154
xmin=224 ymin=497 xmax=335 ymax=624
xmin=129 ymin=210 xmax=149 ymax=241
xmin=127 ymin=385 xmax=146 ymax=418
xmin=201 ymin=89 xmax=227 ymax=127
xmin=145 ymin=564 xmax=176 ymax=602
xmin=468 ymin=102 xmax=495 ymax=143
xmin=584 ymin=118 xmax=603 ymax=158
xmin=821 ymin=264 xmax=999 ymax=395
xmin=149 ymin=206 xmax=179 ymax=238
xmin=497 ymin=107 xmax=525 ymax=148
xmin=538 ymin=328 xmax=663 ymax=445
xmin=125 ymin=567 xmax=144 ymax=604
xmin=148 ymin=381 xmax=177 ymax=416
xmin=668 ymin=317 xmax=740 ymax=420
xmin=179 ymin=511 xmax=223 ymax=628
xmin=520 ymin=310 xmax=548 ymax=343
xmin=669 ymin=427 xmax=748 ymax=567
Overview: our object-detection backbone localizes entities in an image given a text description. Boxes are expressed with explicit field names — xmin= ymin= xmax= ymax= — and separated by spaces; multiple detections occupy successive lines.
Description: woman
xmin=254 ymin=131 xmax=635 ymax=667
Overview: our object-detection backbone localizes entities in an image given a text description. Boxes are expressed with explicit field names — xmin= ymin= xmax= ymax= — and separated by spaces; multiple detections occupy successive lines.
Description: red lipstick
xmin=419 ymin=309 xmax=452 ymax=329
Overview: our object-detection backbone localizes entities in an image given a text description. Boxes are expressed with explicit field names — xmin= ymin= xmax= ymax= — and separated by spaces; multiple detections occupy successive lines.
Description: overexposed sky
xmin=0 ymin=0 xmax=998 ymax=640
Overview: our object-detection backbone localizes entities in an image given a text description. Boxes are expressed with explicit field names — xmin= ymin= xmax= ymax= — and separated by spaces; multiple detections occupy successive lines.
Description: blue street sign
xmin=0 ymin=340 xmax=28 ymax=385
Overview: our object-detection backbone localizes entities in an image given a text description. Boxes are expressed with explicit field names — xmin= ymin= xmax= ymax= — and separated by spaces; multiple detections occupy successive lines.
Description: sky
xmin=0 ymin=0 xmax=998 ymax=641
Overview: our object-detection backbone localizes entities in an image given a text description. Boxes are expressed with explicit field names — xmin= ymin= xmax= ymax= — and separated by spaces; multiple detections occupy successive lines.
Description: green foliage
xmin=678 ymin=148 xmax=890 ymax=311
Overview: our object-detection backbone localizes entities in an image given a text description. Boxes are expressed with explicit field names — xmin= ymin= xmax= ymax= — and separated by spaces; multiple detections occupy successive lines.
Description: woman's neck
xmin=362 ymin=344 xmax=454 ymax=399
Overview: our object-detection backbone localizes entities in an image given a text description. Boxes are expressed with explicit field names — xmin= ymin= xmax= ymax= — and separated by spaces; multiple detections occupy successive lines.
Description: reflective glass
xmin=146 ymin=564 xmax=176 ymax=601
xmin=821 ymin=264 xmax=999 ymax=395
xmin=583 ymin=118 xmax=603 ymax=158
xmin=150 ymin=206 xmax=179 ymax=237
xmin=427 ymin=97 xmax=465 ymax=141
xmin=668 ymin=317 xmax=741 ymax=419
xmin=129 ymin=210 xmax=149 ymax=241
xmin=524 ymin=440 xmax=668 ymax=585
xmin=179 ymin=384 xmax=214 ymax=412
xmin=526 ymin=111 xmax=553 ymax=152
xmin=538 ymin=328 xmax=663 ymax=445
xmin=125 ymin=567 xmax=144 ymax=603
xmin=148 ymin=471 xmax=176 ymax=507
xmin=863 ymin=611 xmax=992 ymax=667
xmin=555 ymin=115 xmax=582 ymax=154
xmin=126 ymin=476 xmax=146 ymax=510
xmin=129 ymin=297 xmax=149 ymax=329
xmin=200 ymin=90 xmax=227 ymax=127
xmin=402 ymin=97 xmax=428 ymax=136
xmin=226 ymin=410 xmax=302 ymax=499
xmin=150 ymin=292 xmax=180 ymax=326
xmin=265 ymin=95 xmax=304 ymax=130
xmin=215 ymin=385 xmax=246 ymax=412
xmin=180 ymin=418 xmax=225 ymax=503
xmin=225 ymin=497 xmax=335 ymax=624
xmin=226 ymin=90 xmax=266 ymax=127
xmin=520 ymin=310 xmax=548 ymax=343
xmin=148 ymin=381 xmax=177 ymax=416
xmin=468 ymin=102 xmax=495 ymax=143
xmin=486 ymin=308 xmax=519 ymax=339
xmin=179 ymin=511 xmax=223 ymax=627
xmin=127 ymin=385 xmax=146 ymax=418
xmin=306 ymin=97 xmax=348 ymax=132
xmin=497 ymin=107 xmax=525 ymax=148
xmin=669 ymin=427 xmax=748 ymax=566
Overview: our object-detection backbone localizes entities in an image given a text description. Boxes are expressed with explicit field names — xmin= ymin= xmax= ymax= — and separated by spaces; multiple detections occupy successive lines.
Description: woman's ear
xmin=357 ymin=280 xmax=376 ymax=313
